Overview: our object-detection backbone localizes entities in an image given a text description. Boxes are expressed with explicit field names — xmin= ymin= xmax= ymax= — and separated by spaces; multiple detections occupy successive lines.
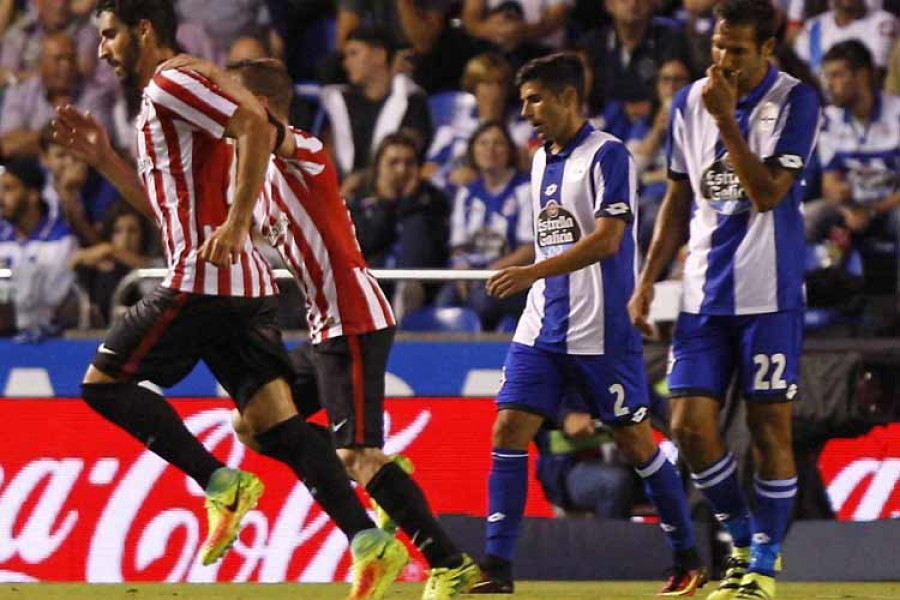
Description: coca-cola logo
xmin=0 ymin=400 xmax=440 ymax=583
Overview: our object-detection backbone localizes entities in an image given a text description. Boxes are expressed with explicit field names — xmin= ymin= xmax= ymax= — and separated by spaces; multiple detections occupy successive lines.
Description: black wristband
xmin=268 ymin=111 xmax=286 ymax=154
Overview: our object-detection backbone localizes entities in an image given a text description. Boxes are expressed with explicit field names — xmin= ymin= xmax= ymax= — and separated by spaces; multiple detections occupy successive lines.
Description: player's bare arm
xmin=51 ymin=105 xmax=154 ymax=219
xmin=703 ymin=64 xmax=797 ymax=213
xmin=486 ymin=217 xmax=625 ymax=299
xmin=628 ymin=178 xmax=692 ymax=337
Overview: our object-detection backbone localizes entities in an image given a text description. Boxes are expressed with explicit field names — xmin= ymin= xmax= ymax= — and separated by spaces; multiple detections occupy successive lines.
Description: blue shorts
xmin=497 ymin=343 xmax=649 ymax=426
xmin=668 ymin=311 xmax=803 ymax=403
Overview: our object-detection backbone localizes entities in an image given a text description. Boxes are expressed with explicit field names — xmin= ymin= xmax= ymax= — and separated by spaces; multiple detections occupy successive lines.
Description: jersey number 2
xmin=610 ymin=384 xmax=629 ymax=416
xmin=752 ymin=353 xmax=787 ymax=391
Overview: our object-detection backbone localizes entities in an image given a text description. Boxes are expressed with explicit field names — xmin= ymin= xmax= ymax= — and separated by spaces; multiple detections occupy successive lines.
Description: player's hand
xmin=51 ymin=105 xmax=113 ymax=168
xmin=159 ymin=53 xmax=220 ymax=79
xmin=702 ymin=64 xmax=738 ymax=122
xmin=628 ymin=283 xmax=656 ymax=338
xmin=563 ymin=412 xmax=596 ymax=438
xmin=198 ymin=220 xmax=248 ymax=267
xmin=486 ymin=265 xmax=536 ymax=299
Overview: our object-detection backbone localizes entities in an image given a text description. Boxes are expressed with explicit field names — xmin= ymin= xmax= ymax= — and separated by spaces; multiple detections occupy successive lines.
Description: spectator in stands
xmin=0 ymin=157 xmax=77 ymax=342
xmin=0 ymin=32 xmax=112 ymax=159
xmin=349 ymin=132 xmax=449 ymax=314
xmin=579 ymin=0 xmax=693 ymax=112
xmin=437 ymin=121 xmax=533 ymax=330
xmin=626 ymin=58 xmax=692 ymax=254
xmin=674 ymin=0 xmax=715 ymax=72
xmin=424 ymin=52 xmax=532 ymax=191
xmin=794 ymin=0 xmax=897 ymax=84
xmin=72 ymin=202 xmax=154 ymax=324
xmin=462 ymin=0 xmax=574 ymax=54
xmin=0 ymin=0 xmax=15 ymax=38
xmin=38 ymin=124 xmax=118 ymax=246
xmin=535 ymin=411 xmax=640 ymax=520
xmin=319 ymin=25 xmax=433 ymax=199
xmin=337 ymin=0 xmax=450 ymax=59
xmin=0 ymin=0 xmax=99 ymax=87
xmin=807 ymin=41 xmax=900 ymax=249
xmin=176 ymin=0 xmax=277 ymax=64
xmin=226 ymin=35 xmax=271 ymax=66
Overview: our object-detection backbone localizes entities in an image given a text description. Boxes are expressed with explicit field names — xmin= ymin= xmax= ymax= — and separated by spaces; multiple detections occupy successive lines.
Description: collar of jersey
xmin=546 ymin=121 xmax=594 ymax=160
xmin=842 ymin=90 xmax=882 ymax=126
xmin=736 ymin=64 xmax=778 ymax=112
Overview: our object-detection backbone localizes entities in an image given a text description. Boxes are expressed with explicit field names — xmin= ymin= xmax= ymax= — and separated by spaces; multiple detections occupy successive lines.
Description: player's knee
xmin=492 ymin=412 xmax=531 ymax=449
xmin=613 ymin=424 xmax=657 ymax=466
xmin=232 ymin=409 xmax=262 ymax=452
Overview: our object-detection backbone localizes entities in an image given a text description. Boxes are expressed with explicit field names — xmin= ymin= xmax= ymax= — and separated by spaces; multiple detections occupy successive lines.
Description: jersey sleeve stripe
xmin=162 ymin=69 xmax=239 ymax=120
xmin=149 ymin=76 xmax=234 ymax=137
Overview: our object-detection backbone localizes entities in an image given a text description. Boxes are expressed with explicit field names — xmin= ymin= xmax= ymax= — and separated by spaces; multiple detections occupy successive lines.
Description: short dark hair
xmin=345 ymin=25 xmax=395 ymax=62
xmin=515 ymin=52 xmax=585 ymax=104
xmin=226 ymin=58 xmax=294 ymax=117
xmin=466 ymin=121 xmax=517 ymax=171
xmin=96 ymin=0 xmax=178 ymax=50
xmin=715 ymin=0 xmax=778 ymax=46
xmin=373 ymin=132 xmax=420 ymax=170
xmin=823 ymin=39 xmax=875 ymax=73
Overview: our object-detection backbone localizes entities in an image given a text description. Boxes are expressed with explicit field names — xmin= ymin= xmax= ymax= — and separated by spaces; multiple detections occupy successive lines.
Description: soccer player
xmin=53 ymin=2 xmax=406 ymax=597
xmin=218 ymin=57 xmax=481 ymax=600
xmin=473 ymin=53 xmax=706 ymax=596
xmin=628 ymin=1 xmax=821 ymax=598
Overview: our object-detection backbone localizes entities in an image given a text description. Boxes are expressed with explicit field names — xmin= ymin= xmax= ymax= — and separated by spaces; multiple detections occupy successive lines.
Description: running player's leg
xmin=470 ymin=343 xmax=561 ymax=594
xmin=734 ymin=312 xmax=802 ymax=599
xmin=669 ymin=313 xmax=753 ymax=599
xmin=81 ymin=288 xmax=228 ymax=490
xmin=315 ymin=331 xmax=464 ymax=559
xmin=207 ymin=299 xmax=404 ymax=600
xmin=575 ymin=351 xmax=705 ymax=596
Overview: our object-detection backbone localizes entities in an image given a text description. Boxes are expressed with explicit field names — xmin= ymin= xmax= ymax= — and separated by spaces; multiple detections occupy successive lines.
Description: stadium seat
xmin=427 ymin=91 xmax=476 ymax=130
xmin=399 ymin=307 xmax=483 ymax=333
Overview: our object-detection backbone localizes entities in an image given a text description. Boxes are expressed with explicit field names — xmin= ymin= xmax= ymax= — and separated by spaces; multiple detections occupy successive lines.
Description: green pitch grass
xmin=1 ymin=582 xmax=898 ymax=600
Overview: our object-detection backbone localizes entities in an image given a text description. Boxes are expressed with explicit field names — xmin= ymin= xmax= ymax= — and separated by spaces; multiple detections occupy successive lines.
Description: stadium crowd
xmin=0 ymin=0 xmax=898 ymax=339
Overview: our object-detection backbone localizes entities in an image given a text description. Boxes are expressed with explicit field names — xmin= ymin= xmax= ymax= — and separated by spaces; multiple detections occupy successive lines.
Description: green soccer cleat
xmin=733 ymin=572 xmax=776 ymax=600
xmin=348 ymin=528 xmax=409 ymax=600
xmin=422 ymin=553 xmax=482 ymax=600
xmin=372 ymin=454 xmax=415 ymax=535
xmin=199 ymin=468 xmax=264 ymax=566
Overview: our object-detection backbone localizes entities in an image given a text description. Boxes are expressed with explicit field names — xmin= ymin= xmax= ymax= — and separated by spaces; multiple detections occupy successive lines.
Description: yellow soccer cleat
xmin=199 ymin=469 xmax=264 ymax=566
xmin=372 ymin=454 xmax=415 ymax=535
xmin=422 ymin=553 xmax=482 ymax=600
xmin=348 ymin=528 xmax=409 ymax=600
xmin=733 ymin=572 xmax=776 ymax=600
xmin=707 ymin=546 xmax=751 ymax=600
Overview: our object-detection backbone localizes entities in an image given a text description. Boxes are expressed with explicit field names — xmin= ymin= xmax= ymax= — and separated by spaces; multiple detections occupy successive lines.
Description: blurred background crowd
xmin=1 ymin=0 xmax=899 ymax=340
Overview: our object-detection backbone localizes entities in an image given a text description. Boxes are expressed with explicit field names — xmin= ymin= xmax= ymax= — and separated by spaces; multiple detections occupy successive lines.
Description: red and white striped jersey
xmin=137 ymin=66 xmax=277 ymax=297
xmin=255 ymin=127 xmax=395 ymax=343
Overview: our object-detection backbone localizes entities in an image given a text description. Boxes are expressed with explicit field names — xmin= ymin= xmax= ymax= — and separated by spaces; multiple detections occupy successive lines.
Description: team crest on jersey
xmin=700 ymin=152 xmax=751 ymax=215
xmin=537 ymin=201 xmax=580 ymax=248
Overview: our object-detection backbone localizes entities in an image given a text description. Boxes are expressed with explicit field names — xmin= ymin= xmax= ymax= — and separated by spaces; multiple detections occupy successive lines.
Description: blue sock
xmin=750 ymin=476 xmax=797 ymax=576
xmin=485 ymin=448 xmax=529 ymax=562
xmin=691 ymin=453 xmax=752 ymax=548
xmin=636 ymin=448 xmax=697 ymax=554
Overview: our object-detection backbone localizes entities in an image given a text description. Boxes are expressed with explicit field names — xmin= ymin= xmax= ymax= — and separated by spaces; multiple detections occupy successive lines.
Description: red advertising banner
xmin=0 ymin=398 xmax=551 ymax=583
xmin=0 ymin=398 xmax=897 ymax=582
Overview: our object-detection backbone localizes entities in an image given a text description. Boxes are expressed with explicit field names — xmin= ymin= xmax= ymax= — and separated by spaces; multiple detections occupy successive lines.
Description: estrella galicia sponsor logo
xmin=700 ymin=152 xmax=751 ymax=215
xmin=537 ymin=201 xmax=580 ymax=248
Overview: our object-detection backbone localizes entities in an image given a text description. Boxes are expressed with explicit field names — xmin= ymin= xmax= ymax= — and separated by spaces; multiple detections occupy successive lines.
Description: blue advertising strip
xmin=0 ymin=339 xmax=511 ymax=398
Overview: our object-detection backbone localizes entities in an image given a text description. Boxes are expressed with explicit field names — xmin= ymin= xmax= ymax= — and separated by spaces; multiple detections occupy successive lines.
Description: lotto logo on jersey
xmin=700 ymin=153 xmax=751 ymax=215
xmin=536 ymin=201 xmax=580 ymax=248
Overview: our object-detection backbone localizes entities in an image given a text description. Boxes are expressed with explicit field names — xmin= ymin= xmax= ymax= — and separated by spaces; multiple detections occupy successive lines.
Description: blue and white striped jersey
xmin=513 ymin=123 xmax=642 ymax=356
xmin=450 ymin=172 xmax=533 ymax=268
xmin=667 ymin=66 xmax=820 ymax=316
xmin=818 ymin=91 xmax=900 ymax=205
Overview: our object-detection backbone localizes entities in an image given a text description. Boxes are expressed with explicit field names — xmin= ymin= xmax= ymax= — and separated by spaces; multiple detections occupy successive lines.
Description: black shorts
xmin=288 ymin=327 xmax=395 ymax=448
xmin=92 ymin=286 xmax=295 ymax=409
